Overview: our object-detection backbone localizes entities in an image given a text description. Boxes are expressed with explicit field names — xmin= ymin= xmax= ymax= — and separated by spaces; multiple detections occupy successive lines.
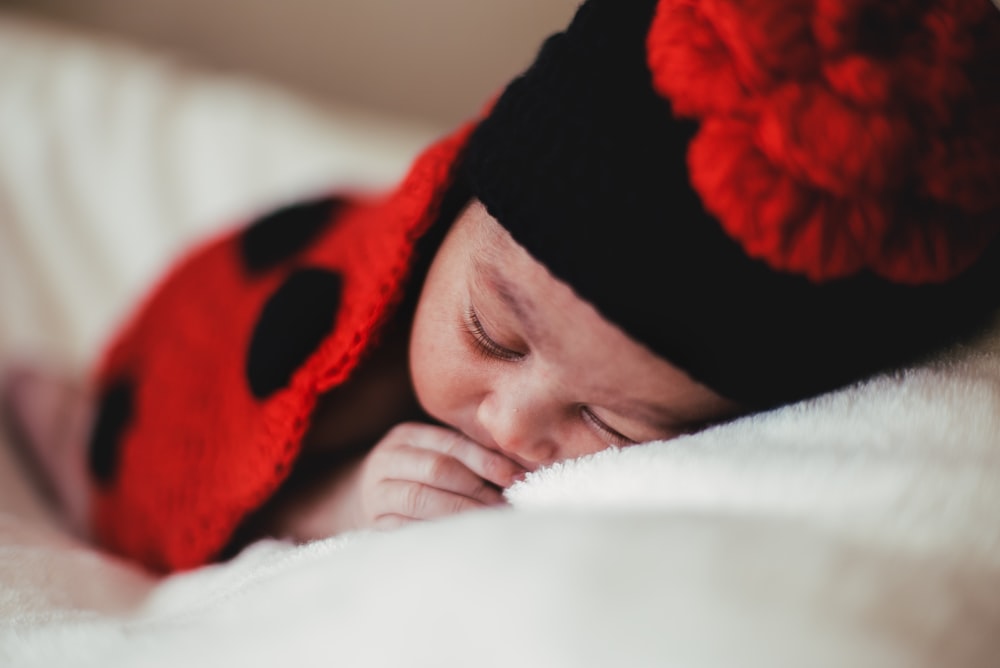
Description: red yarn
xmin=647 ymin=0 xmax=1000 ymax=283
xmin=91 ymin=123 xmax=475 ymax=571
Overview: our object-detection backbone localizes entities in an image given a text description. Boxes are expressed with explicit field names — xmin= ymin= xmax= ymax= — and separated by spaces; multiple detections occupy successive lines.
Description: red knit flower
xmin=647 ymin=0 xmax=1000 ymax=283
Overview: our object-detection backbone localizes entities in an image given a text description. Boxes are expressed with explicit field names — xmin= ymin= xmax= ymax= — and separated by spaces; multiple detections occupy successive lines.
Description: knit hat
xmin=458 ymin=0 xmax=1000 ymax=407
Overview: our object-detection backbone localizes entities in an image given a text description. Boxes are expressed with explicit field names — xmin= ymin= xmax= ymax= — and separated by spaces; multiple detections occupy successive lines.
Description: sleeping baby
xmin=4 ymin=0 xmax=999 ymax=571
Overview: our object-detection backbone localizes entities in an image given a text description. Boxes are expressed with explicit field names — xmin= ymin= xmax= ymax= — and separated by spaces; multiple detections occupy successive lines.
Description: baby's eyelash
xmin=580 ymin=406 xmax=636 ymax=446
xmin=463 ymin=308 xmax=525 ymax=362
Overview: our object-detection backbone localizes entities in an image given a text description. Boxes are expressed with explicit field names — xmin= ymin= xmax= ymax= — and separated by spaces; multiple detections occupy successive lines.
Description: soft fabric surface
xmin=509 ymin=338 xmax=1000 ymax=563
xmin=1 ymin=12 xmax=999 ymax=668
xmin=3 ymin=338 xmax=999 ymax=666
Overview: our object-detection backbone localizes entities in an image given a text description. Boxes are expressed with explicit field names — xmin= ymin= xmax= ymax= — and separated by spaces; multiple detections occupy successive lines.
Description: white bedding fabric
xmin=1 ymin=12 xmax=999 ymax=668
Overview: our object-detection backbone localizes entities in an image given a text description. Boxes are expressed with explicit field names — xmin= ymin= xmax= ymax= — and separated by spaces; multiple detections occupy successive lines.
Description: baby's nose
xmin=476 ymin=395 xmax=557 ymax=466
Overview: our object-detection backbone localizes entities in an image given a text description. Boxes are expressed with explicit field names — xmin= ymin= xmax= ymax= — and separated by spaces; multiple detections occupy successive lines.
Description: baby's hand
xmin=346 ymin=422 xmax=525 ymax=531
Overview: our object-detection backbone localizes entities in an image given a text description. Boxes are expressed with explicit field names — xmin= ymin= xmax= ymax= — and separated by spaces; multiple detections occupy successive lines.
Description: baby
xmin=241 ymin=198 xmax=741 ymax=543
xmin=4 ymin=0 xmax=1000 ymax=572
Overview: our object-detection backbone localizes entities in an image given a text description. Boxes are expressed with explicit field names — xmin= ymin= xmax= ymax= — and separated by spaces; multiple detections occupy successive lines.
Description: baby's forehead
xmin=462 ymin=202 xmax=513 ymax=255
xmin=469 ymin=228 xmax=554 ymax=311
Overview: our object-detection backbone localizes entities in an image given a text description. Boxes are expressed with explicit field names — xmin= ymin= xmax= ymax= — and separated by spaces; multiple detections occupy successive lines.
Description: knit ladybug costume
xmin=89 ymin=0 xmax=1000 ymax=571
xmin=90 ymin=125 xmax=475 ymax=571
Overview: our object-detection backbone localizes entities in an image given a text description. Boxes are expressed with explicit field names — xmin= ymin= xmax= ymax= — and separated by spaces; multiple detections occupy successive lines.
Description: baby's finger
xmin=379 ymin=445 xmax=505 ymax=505
xmin=392 ymin=424 xmax=525 ymax=488
xmin=377 ymin=480 xmax=487 ymax=521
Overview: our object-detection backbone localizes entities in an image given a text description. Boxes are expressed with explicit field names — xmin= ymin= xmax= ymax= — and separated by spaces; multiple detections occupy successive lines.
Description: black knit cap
xmin=454 ymin=0 xmax=1000 ymax=408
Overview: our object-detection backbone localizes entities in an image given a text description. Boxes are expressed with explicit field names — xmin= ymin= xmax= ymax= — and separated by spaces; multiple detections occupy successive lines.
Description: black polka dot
xmin=239 ymin=196 xmax=343 ymax=274
xmin=246 ymin=268 xmax=343 ymax=399
xmin=87 ymin=379 xmax=134 ymax=486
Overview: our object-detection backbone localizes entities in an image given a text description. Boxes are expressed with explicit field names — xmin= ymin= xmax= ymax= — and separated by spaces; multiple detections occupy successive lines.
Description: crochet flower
xmin=647 ymin=0 xmax=1000 ymax=283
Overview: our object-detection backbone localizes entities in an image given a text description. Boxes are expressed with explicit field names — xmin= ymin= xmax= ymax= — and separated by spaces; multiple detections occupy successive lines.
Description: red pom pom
xmin=648 ymin=0 xmax=1000 ymax=283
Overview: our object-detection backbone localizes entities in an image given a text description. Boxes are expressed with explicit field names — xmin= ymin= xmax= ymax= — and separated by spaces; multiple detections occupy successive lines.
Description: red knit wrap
xmin=91 ymin=124 xmax=473 ymax=572
xmin=647 ymin=0 xmax=1000 ymax=283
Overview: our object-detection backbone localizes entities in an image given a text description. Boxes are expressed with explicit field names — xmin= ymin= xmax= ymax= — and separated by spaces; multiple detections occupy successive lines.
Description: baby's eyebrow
xmin=472 ymin=254 xmax=558 ymax=350
xmin=471 ymin=256 xmax=535 ymax=325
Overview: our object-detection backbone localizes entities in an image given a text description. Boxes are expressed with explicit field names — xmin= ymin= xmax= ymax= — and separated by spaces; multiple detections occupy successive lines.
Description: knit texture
xmin=90 ymin=124 xmax=474 ymax=572
xmin=648 ymin=0 xmax=1000 ymax=283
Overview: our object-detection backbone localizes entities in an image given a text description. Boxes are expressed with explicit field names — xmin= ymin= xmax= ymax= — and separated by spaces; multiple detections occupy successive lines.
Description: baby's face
xmin=409 ymin=201 xmax=739 ymax=471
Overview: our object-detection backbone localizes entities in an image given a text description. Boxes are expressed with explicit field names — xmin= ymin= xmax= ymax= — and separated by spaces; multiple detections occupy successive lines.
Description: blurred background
xmin=0 ymin=0 xmax=581 ymax=368
xmin=1 ymin=0 xmax=582 ymax=129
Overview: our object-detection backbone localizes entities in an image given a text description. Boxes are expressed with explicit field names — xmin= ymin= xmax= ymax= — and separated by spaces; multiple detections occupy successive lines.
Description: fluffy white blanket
xmin=1 ymin=12 xmax=998 ymax=668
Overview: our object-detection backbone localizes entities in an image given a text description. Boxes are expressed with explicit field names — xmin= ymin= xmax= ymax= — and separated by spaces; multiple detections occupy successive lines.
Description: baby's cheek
xmin=408 ymin=329 xmax=453 ymax=417
xmin=424 ymin=359 xmax=469 ymax=420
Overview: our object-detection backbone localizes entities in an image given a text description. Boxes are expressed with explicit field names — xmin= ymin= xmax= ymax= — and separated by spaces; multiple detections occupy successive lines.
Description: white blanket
xmin=1 ymin=12 xmax=998 ymax=668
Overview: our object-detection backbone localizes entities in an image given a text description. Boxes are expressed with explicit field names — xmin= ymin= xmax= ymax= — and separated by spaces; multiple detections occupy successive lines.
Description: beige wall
xmin=3 ymin=0 xmax=581 ymax=127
